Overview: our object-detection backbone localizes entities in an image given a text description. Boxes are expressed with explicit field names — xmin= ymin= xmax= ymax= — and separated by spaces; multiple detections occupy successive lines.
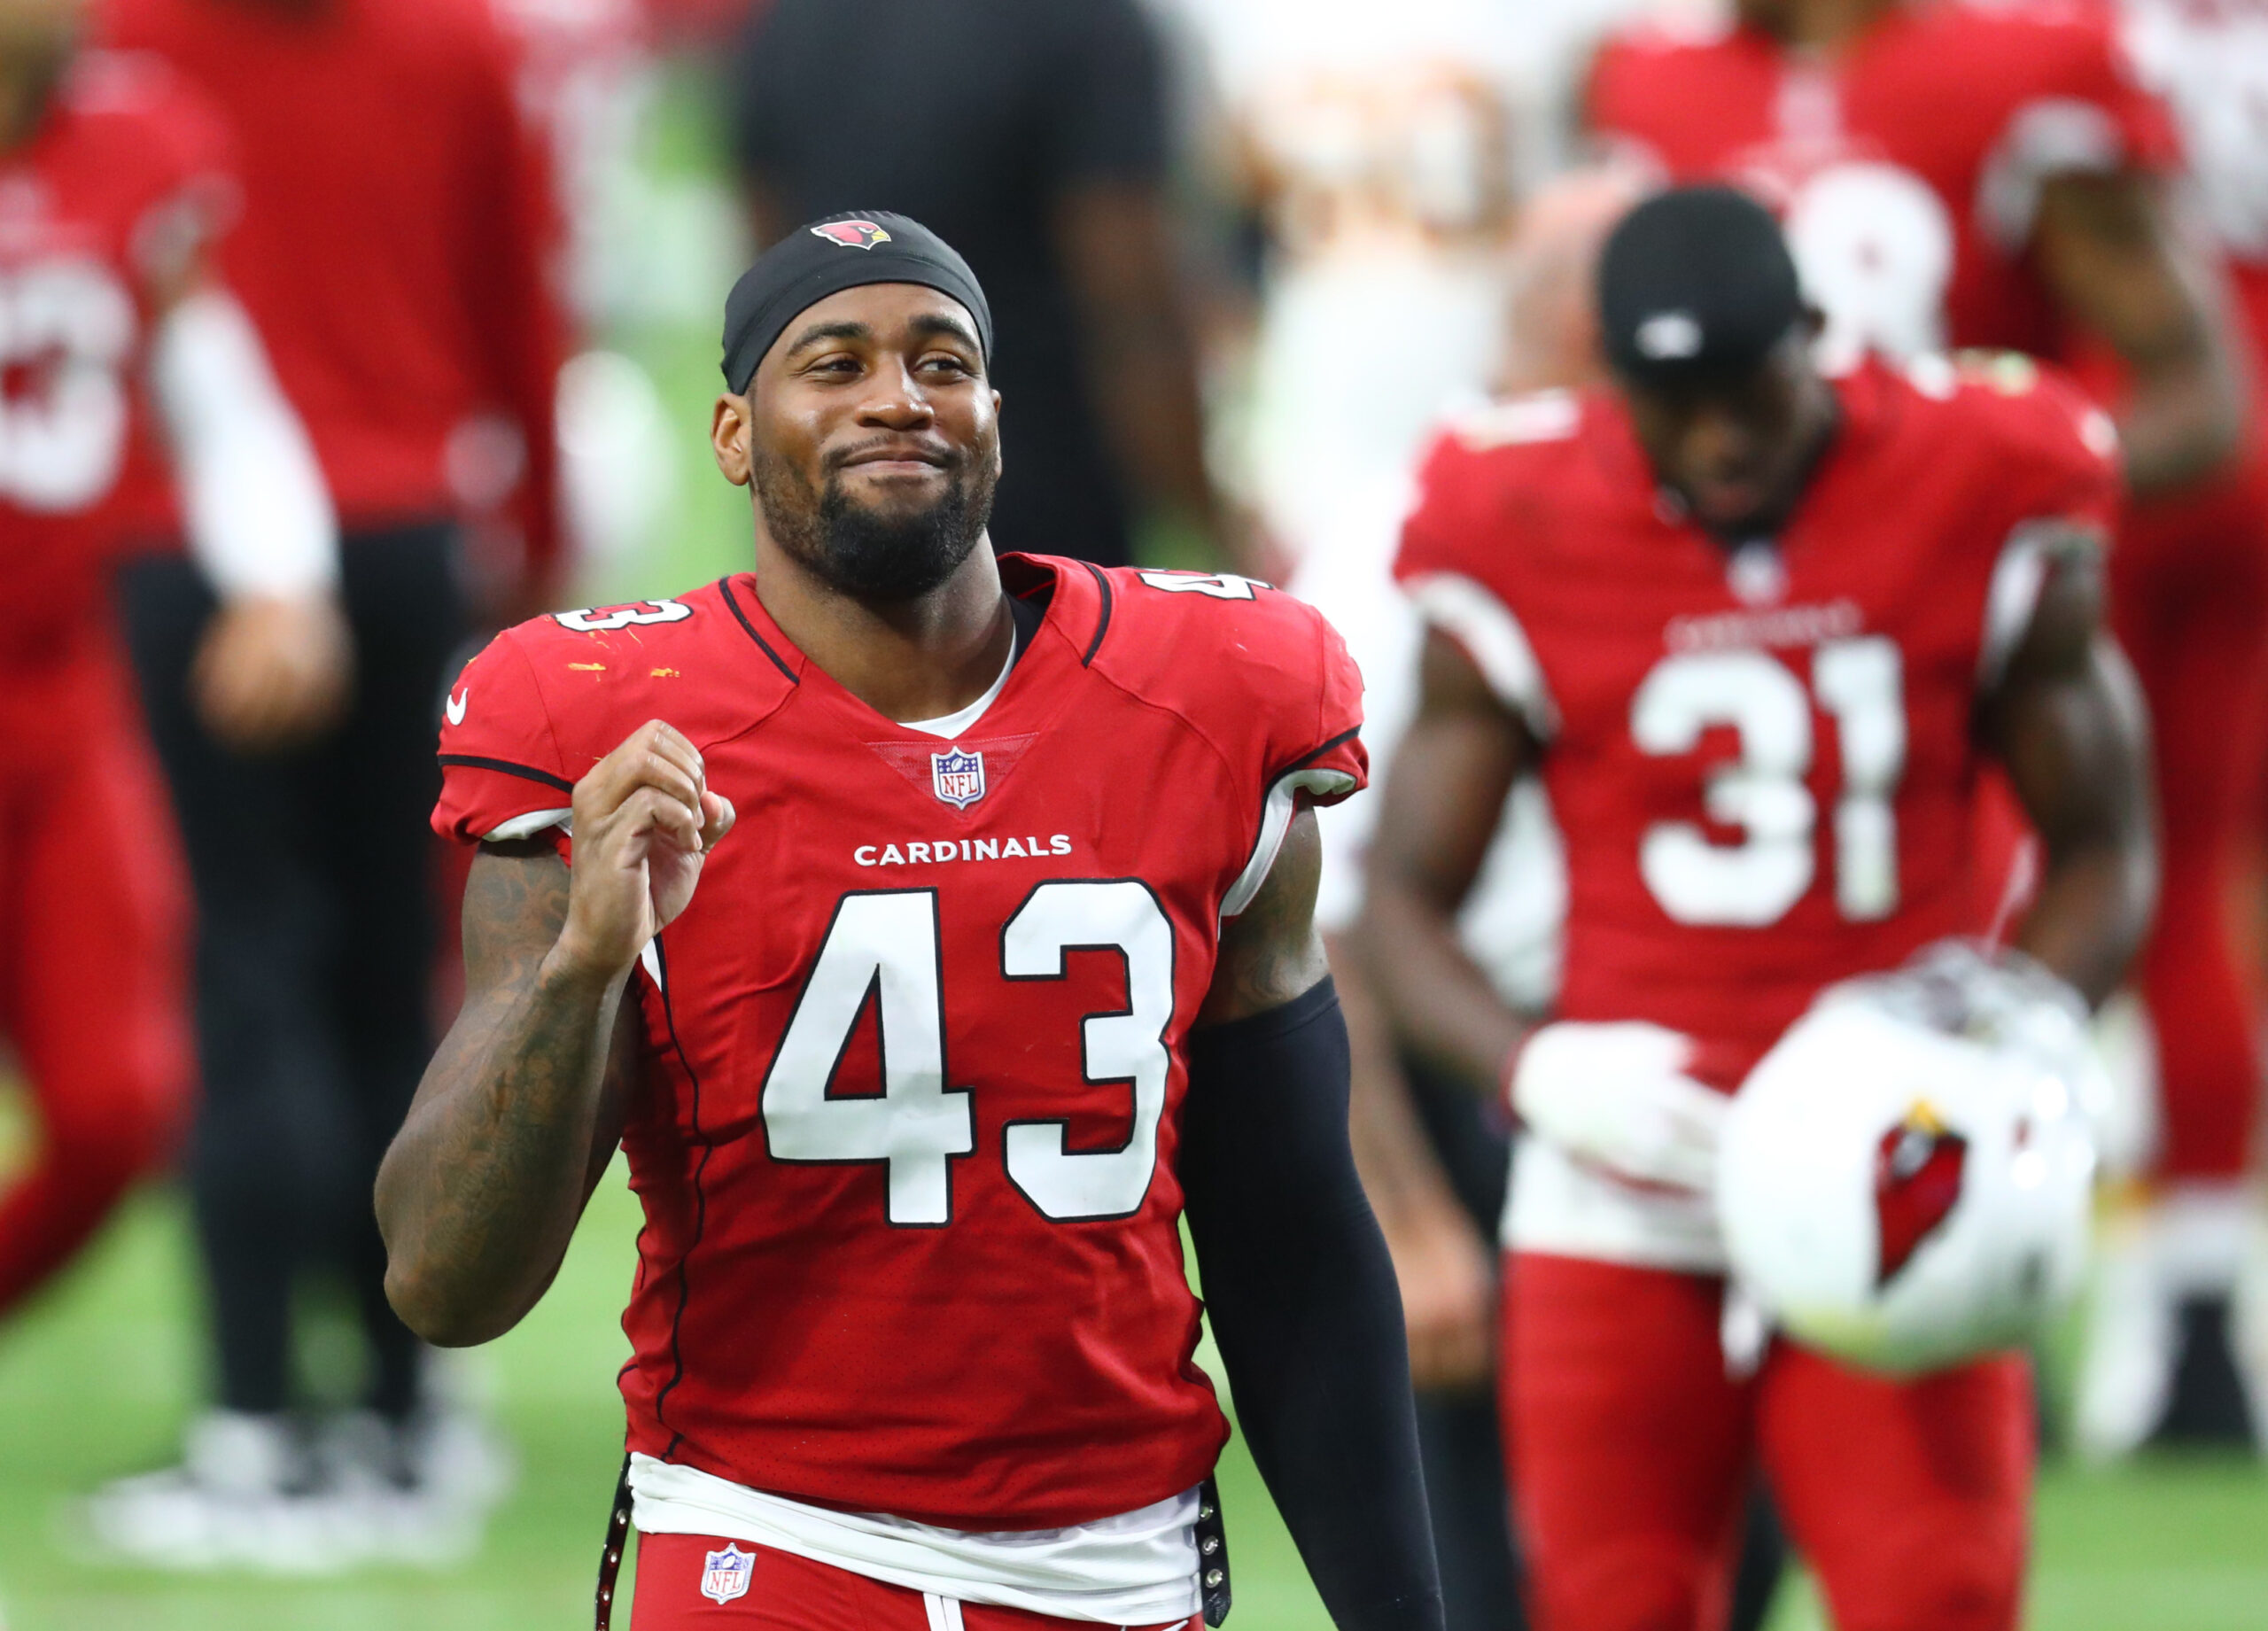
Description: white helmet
xmin=1717 ymin=942 xmax=2101 ymax=1377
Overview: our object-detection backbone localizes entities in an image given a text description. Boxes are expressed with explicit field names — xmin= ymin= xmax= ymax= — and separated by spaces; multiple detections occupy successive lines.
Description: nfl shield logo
xmin=701 ymin=1542 xmax=754 ymax=1604
xmin=931 ymin=746 xmax=986 ymax=809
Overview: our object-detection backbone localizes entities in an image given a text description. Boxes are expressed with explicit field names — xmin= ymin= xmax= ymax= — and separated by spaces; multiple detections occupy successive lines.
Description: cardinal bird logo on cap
xmin=1873 ymin=1100 xmax=1968 ymax=1287
xmin=811 ymin=219 xmax=892 ymax=250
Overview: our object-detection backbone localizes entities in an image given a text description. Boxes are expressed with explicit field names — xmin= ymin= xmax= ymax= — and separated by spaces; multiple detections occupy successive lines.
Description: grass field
xmin=0 ymin=1176 xmax=2263 ymax=1630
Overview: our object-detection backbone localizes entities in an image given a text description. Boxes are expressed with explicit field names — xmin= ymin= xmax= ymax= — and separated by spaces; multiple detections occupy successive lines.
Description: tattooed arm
xmin=378 ymin=720 xmax=734 ymax=1347
xmin=1180 ymin=808 xmax=1447 ymax=1630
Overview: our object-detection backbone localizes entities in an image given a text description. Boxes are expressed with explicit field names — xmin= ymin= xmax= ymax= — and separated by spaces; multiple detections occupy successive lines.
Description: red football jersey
xmin=432 ymin=555 xmax=1366 ymax=1530
xmin=1589 ymin=0 xmax=2180 ymax=365
xmin=1395 ymin=357 xmax=2118 ymax=1083
xmin=105 ymin=0 xmax=569 ymax=575
xmin=0 ymin=50 xmax=231 ymax=660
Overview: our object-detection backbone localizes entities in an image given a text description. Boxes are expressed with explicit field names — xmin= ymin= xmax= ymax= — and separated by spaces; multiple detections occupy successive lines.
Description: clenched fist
xmin=547 ymin=720 xmax=735 ymax=990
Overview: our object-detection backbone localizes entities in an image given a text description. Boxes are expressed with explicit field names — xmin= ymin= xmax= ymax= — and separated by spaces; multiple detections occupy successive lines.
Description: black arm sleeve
xmin=1180 ymin=978 xmax=1446 ymax=1631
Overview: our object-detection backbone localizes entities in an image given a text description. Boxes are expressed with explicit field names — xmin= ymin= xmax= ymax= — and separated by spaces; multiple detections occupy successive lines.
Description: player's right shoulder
xmin=436 ymin=581 xmax=792 ymax=843
xmin=1396 ymin=391 xmax=1584 ymax=578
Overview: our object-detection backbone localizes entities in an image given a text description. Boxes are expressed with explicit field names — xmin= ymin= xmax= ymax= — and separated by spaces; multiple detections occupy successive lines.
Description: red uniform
xmin=433 ymin=556 xmax=1365 ymax=1534
xmin=103 ymin=0 xmax=569 ymax=586
xmin=1395 ymin=358 xmax=2119 ymax=1630
xmin=0 ymin=51 xmax=208 ymax=1310
xmin=1591 ymin=0 xmax=2268 ymax=1189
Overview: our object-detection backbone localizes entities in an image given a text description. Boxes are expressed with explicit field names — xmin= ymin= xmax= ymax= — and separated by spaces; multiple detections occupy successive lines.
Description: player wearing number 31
xmin=377 ymin=212 xmax=1442 ymax=1631
xmin=1363 ymin=189 xmax=2155 ymax=1631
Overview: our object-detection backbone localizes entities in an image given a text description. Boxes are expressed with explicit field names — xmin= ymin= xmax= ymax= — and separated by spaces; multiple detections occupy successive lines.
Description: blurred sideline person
xmin=0 ymin=0 xmax=328 ymax=1314
xmin=89 ymin=0 xmax=568 ymax=1570
xmin=1588 ymin=0 xmax=2268 ymax=1455
xmin=2074 ymin=0 xmax=2268 ymax=1455
xmin=379 ymin=212 xmax=1446 ymax=1630
xmin=1366 ymin=187 xmax=2155 ymax=1631
xmin=726 ymin=0 xmax=1235 ymax=572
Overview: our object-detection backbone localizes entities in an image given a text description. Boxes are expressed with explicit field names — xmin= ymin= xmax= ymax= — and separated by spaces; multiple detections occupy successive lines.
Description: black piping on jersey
xmin=995 ymin=875 xmax=1176 ymax=1224
xmin=1078 ymin=560 xmax=1114 ymax=666
xmin=437 ymin=754 xmax=576 ymax=795
xmin=644 ymin=932 xmax=712 ymax=1457
xmin=1270 ymin=726 xmax=1362 ymax=784
xmin=717 ymin=576 xmax=800 ymax=684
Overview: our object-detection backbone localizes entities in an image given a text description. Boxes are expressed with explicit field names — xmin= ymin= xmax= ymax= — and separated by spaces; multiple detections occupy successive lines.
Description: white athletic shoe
xmin=2074 ymin=1204 xmax=2177 ymax=1461
xmin=84 ymin=1411 xmax=359 ymax=1574
xmin=314 ymin=1407 xmax=517 ymax=1568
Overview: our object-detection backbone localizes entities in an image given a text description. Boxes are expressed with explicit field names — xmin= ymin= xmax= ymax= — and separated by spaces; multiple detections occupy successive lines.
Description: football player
xmin=1588 ymin=0 xmax=2268 ymax=1456
xmin=1363 ymin=189 xmax=2155 ymax=1631
xmin=377 ymin=214 xmax=1444 ymax=1630
xmin=0 ymin=0 xmax=333 ymax=1312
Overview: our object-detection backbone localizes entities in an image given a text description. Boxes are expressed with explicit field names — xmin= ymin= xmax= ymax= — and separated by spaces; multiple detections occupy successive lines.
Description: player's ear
xmin=711 ymin=393 xmax=754 ymax=487
xmin=989 ymin=389 xmax=1004 ymax=479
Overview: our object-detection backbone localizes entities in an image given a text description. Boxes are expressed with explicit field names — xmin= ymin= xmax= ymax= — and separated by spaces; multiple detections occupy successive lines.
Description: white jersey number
xmin=1631 ymin=637 xmax=1906 ymax=927
xmin=761 ymin=882 xmax=1174 ymax=1224
xmin=0 ymin=259 xmax=136 ymax=514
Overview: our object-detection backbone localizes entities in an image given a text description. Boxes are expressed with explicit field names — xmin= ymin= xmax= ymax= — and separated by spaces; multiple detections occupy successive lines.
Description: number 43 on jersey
xmin=762 ymin=881 xmax=1173 ymax=1226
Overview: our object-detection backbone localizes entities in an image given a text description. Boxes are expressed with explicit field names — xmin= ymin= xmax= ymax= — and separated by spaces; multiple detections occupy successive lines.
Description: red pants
xmin=2112 ymin=462 xmax=2268 ymax=1184
xmin=1503 ymin=1253 xmax=2032 ymax=1631
xmin=631 ymin=1534 xmax=1200 ymax=1630
xmin=0 ymin=677 xmax=190 ymax=1314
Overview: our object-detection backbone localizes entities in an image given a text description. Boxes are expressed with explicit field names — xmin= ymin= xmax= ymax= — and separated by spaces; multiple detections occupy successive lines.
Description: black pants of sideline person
xmin=1401 ymin=1057 xmax=1790 ymax=1631
xmin=120 ymin=522 xmax=465 ymax=1424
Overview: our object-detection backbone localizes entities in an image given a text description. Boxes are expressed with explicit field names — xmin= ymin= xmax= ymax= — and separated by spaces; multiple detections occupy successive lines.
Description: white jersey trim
xmin=897 ymin=637 xmax=1018 ymax=741
xmin=628 ymin=1455 xmax=1200 ymax=1625
xmin=1503 ymin=1132 xmax=1729 ymax=1273
xmin=1403 ymin=571 xmax=1558 ymax=740
xmin=1978 ymin=517 xmax=2104 ymax=689
xmin=1221 ymin=765 xmax=1359 ymax=920
xmin=480 ymin=806 xmax=572 ymax=843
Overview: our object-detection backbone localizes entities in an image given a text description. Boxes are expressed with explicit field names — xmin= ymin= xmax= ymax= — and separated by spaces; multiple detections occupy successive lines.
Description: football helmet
xmin=1717 ymin=941 xmax=2101 ymax=1375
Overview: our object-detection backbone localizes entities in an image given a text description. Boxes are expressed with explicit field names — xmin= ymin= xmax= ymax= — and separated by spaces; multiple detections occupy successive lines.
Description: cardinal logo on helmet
xmin=1874 ymin=1100 xmax=1968 ymax=1286
xmin=811 ymin=219 xmax=892 ymax=250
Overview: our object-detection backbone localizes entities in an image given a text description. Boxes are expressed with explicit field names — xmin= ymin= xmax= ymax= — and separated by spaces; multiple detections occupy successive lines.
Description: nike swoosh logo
xmin=446 ymin=687 xmax=469 ymax=726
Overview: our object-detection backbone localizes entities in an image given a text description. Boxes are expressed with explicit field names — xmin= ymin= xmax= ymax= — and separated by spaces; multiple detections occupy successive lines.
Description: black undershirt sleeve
xmin=1179 ymin=978 xmax=1446 ymax=1631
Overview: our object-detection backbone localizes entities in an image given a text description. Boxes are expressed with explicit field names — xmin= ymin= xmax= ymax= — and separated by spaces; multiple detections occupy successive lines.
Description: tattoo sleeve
xmin=376 ymin=844 xmax=642 ymax=1347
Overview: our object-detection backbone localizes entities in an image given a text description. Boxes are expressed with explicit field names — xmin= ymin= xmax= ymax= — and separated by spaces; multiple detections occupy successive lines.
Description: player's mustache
xmin=825 ymin=434 xmax=962 ymax=473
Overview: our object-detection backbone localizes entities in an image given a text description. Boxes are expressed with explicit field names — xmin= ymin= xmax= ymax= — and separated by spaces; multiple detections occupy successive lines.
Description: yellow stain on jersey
xmin=568 ymin=662 xmax=606 ymax=672
xmin=650 ymin=667 xmax=680 ymax=677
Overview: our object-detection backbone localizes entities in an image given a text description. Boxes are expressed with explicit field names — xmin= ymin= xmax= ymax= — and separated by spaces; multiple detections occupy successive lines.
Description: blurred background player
xmin=1369 ymin=185 xmax=2155 ymax=1631
xmin=725 ymin=0 xmax=1235 ymax=572
xmin=1587 ymin=0 xmax=2268 ymax=1454
xmin=2071 ymin=0 xmax=2268 ymax=1456
xmin=0 ymin=0 xmax=327 ymax=1321
xmin=86 ymin=0 xmax=570 ymax=1569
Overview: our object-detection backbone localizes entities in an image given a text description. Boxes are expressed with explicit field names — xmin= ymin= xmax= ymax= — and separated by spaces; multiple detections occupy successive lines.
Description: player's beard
xmin=753 ymin=446 xmax=996 ymax=603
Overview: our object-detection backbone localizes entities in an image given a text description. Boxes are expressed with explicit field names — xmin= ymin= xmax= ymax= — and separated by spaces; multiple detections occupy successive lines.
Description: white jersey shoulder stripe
xmin=1402 ymin=571 xmax=1559 ymax=740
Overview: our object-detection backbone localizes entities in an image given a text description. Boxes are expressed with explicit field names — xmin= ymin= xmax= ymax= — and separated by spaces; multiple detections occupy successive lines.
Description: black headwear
xmin=720 ymin=210 xmax=994 ymax=394
xmin=1597 ymin=185 xmax=1805 ymax=387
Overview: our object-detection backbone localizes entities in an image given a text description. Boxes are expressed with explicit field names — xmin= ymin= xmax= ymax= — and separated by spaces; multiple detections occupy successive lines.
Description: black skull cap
xmin=721 ymin=210 xmax=994 ymax=393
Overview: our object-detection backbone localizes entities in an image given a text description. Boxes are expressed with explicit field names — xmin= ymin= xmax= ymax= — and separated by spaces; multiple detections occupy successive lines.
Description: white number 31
xmin=1631 ymin=637 xmax=1906 ymax=927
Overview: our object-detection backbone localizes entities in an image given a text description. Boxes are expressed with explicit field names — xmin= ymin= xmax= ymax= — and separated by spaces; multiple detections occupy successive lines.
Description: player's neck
xmin=1758 ymin=0 xmax=1899 ymax=52
xmin=0 ymin=55 xmax=62 ymax=151
xmin=750 ymin=534 xmax=1017 ymax=725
